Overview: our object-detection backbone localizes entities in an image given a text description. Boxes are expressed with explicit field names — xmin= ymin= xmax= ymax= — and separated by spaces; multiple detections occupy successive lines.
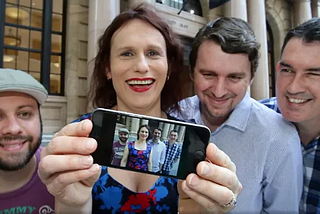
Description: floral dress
xmin=127 ymin=141 xmax=152 ymax=171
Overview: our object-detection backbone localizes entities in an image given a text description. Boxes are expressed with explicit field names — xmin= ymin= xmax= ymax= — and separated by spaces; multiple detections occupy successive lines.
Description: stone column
xmin=312 ymin=0 xmax=320 ymax=17
xmin=131 ymin=118 xmax=140 ymax=137
xmin=248 ymin=0 xmax=270 ymax=100
xmin=141 ymin=119 xmax=149 ymax=125
xmin=87 ymin=1 xmax=120 ymax=109
xmin=128 ymin=0 xmax=155 ymax=7
xmin=294 ymin=0 xmax=312 ymax=26
xmin=223 ymin=0 xmax=247 ymax=21
xmin=162 ymin=123 xmax=170 ymax=141
xmin=177 ymin=126 xmax=186 ymax=143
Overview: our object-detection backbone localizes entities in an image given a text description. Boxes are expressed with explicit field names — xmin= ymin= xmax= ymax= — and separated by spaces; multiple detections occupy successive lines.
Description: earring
xmin=107 ymin=76 xmax=112 ymax=81
xmin=167 ymin=76 xmax=170 ymax=81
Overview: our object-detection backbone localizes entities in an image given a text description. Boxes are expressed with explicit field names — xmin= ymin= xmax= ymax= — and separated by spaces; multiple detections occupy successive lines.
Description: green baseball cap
xmin=0 ymin=68 xmax=48 ymax=105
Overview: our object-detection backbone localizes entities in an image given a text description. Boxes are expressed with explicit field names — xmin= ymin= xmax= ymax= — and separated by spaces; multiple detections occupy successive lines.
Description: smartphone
xmin=89 ymin=108 xmax=211 ymax=180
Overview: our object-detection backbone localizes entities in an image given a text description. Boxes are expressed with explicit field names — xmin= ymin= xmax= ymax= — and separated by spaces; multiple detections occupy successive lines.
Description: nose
xmin=212 ymin=77 xmax=228 ymax=98
xmin=287 ymin=74 xmax=305 ymax=94
xmin=134 ymin=55 xmax=149 ymax=74
xmin=1 ymin=116 xmax=23 ymax=136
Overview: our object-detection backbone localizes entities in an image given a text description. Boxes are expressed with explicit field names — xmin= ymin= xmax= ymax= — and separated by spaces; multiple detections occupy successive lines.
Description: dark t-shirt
xmin=0 ymin=147 xmax=55 ymax=214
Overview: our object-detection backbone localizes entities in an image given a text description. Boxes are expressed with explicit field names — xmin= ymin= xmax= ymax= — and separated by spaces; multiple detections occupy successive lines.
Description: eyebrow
xmin=200 ymin=69 xmax=246 ymax=77
xmin=17 ymin=105 xmax=37 ymax=110
xmin=280 ymin=61 xmax=320 ymax=72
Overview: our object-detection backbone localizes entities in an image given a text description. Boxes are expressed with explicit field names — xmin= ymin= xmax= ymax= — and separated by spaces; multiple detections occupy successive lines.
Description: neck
xmin=200 ymin=103 xmax=229 ymax=132
xmin=137 ymin=139 xmax=146 ymax=144
xmin=169 ymin=140 xmax=175 ymax=145
xmin=295 ymin=121 xmax=320 ymax=147
xmin=115 ymin=99 xmax=165 ymax=118
xmin=153 ymin=138 xmax=159 ymax=143
xmin=0 ymin=155 xmax=37 ymax=193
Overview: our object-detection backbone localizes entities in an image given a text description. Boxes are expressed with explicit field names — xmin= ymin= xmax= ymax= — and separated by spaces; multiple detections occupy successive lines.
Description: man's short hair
xmin=189 ymin=17 xmax=260 ymax=79
xmin=118 ymin=128 xmax=129 ymax=134
xmin=153 ymin=128 xmax=162 ymax=133
xmin=281 ymin=17 xmax=320 ymax=56
xmin=0 ymin=69 xmax=48 ymax=105
xmin=170 ymin=129 xmax=178 ymax=135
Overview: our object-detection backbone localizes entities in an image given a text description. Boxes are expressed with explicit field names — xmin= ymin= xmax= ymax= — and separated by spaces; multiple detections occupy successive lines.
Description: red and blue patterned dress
xmin=127 ymin=141 xmax=152 ymax=171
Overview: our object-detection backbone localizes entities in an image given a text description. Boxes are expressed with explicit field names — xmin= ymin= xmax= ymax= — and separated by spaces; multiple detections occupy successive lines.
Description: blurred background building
xmin=0 ymin=0 xmax=319 ymax=139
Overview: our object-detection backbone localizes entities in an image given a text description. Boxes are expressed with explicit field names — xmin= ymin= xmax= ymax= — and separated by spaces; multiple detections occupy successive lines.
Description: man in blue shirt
xmin=261 ymin=17 xmax=320 ymax=214
xmin=147 ymin=128 xmax=166 ymax=173
xmin=162 ymin=130 xmax=181 ymax=176
xmin=169 ymin=17 xmax=303 ymax=213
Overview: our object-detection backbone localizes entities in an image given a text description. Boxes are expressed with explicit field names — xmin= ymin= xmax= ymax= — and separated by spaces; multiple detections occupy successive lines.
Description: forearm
xmin=55 ymin=197 xmax=92 ymax=214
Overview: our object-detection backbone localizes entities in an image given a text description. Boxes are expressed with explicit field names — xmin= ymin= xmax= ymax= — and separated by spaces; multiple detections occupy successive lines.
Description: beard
xmin=0 ymin=112 xmax=42 ymax=171
xmin=0 ymin=135 xmax=42 ymax=171
xmin=119 ymin=137 xmax=128 ymax=143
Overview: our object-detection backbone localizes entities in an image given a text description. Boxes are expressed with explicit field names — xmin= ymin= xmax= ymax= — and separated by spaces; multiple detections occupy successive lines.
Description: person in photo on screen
xmin=121 ymin=125 xmax=153 ymax=172
xmin=162 ymin=130 xmax=181 ymax=175
xmin=111 ymin=128 xmax=129 ymax=166
xmin=147 ymin=128 xmax=166 ymax=173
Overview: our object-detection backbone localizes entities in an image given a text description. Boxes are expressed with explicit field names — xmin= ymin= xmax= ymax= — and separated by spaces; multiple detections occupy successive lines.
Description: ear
xmin=106 ymin=68 xmax=112 ymax=80
xmin=276 ymin=61 xmax=281 ymax=74
xmin=189 ymin=66 xmax=194 ymax=81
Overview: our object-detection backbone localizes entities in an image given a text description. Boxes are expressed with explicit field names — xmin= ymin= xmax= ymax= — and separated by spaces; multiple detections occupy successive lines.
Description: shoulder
xmin=168 ymin=95 xmax=199 ymax=121
xmin=259 ymin=97 xmax=281 ymax=113
xmin=72 ymin=113 xmax=92 ymax=123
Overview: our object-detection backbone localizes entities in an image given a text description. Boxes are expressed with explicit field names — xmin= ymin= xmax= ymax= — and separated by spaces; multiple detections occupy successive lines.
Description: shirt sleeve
xmin=262 ymin=132 xmax=303 ymax=213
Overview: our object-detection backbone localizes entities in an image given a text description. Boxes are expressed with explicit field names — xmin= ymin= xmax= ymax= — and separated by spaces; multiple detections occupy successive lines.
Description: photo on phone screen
xmin=90 ymin=108 xmax=211 ymax=179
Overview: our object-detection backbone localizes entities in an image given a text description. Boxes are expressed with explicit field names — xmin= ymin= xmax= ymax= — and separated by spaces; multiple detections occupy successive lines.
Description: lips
xmin=126 ymin=78 xmax=155 ymax=93
xmin=287 ymin=97 xmax=311 ymax=104
xmin=0 ymin=140 xmax=27 ymax=152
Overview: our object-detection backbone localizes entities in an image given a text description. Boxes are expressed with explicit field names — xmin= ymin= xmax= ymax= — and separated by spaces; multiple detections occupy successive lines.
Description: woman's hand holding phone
xmin=38 ymin=120 xmax=101 ymax=213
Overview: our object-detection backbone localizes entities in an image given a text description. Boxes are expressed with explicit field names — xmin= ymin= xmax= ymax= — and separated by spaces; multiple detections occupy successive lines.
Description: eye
xmin=18 ymin=111 xmax=32 ymax=119
xmin=280 ymin=68 xmax=292 ymax=73
xmin=228 ymin=75 xmax=243 ymax=82
xmin=308 ymin=72 xmax=320 ymax=77
xmin=120 ymin=52 xmax=133 ymax=57
xmin=147 ymin=50 xmax=160 ymax=57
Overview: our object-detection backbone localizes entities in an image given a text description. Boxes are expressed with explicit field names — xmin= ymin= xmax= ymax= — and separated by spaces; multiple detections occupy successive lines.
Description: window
xmin=267 ymin=21 xmax=275 ymax=97
xmin=156 ymin=0 xmax=203 ymax=17
xmin=0 ymin=0 xmax=67 ymax=95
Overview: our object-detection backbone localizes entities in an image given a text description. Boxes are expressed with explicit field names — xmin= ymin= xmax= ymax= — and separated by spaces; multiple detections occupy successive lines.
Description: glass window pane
xmin=29 ymin=71 xmax=40 ymax=82
xmin=51 ymin=34 xmax=62 ymax=53
xmin=18 ymin=28 xmax=30 ymax=48
xmin=51 ymin=55 xmax=61 ymax=75
xmin=32 ymin=0 xmax=42 ymax=10
xmin=20 ymin=0 xmax=31 ymax=7
xmin=18 ymin=8 xmax=31 ymax=26
xmin=3 ymin=48 xmax=16 ymax=69
xmin=52 ymin=14 xmax=62 ymax=32
xmin=53 ymin=0 xmax=63 ymax=14
xmin=5 ymin=4 xmax=18 ymax=24
xmin=4 ymin=26 xmax=19 ymax=47
xmin=31 ymin=10 xmax=42 ymax=28
xmin=50 ymin=74 xmax=61 ymax=94
xmin=16 ymin=50 xmax=29 ymax=71
xmin=6 ymin=0 xmax=17 ymax=4
xmin=30 ymin=30 xmax=41 ymax=50
xmin=29 ymin=52 xmax=41 ymax=72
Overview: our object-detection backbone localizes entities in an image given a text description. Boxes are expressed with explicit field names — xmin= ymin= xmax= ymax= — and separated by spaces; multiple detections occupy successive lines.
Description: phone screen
xmin=90 ymin=108 xmax=210 ymax=179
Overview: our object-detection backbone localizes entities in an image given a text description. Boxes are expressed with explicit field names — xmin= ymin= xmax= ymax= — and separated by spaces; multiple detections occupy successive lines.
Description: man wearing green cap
xmin=0 ymin=69 xmax=54 ymax=213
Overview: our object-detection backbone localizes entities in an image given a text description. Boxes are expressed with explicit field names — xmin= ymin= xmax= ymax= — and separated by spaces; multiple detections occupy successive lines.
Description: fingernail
xmin=183 ymin=181 xmax=191 ymax=191
xmin=80 ymin=156 xmax=93 ymax=166
xmin=85 ymin=139 xmax=95 ymax=150
xmin=189 ymin=174 xmax=199 ymax=187
xmin=89 ymin=164 xmax=100 ymax=172
xmin=201 ymin=163 xmax=210 ymax=175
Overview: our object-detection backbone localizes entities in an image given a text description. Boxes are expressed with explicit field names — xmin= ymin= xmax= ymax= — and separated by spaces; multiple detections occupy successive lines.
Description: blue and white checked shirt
xmin=162 ymin=141 xmax=180 ymax=172
xmin=169 ymin=94 xmax=303 ymax=213
xmin=261 ymin=97 xmax=320 ymax=214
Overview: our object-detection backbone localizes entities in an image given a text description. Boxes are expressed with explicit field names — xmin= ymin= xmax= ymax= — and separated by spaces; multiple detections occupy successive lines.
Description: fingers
xmin=45 ymin=164 xmax=101 ymax=196
xmin=206 ymin=143 xmax=236 ymax=173
xmin=54 ymin=120 xmax=93 ymax=138
xmin=45 ymin=136 xmax=97 ymax=156
xmin=196 ymin=161 xmax=242 ymax=194
xmin=179 ymin=180 xmax=222 ymax=213
xmin=39 ymin=154 xmax=95 ymax=181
